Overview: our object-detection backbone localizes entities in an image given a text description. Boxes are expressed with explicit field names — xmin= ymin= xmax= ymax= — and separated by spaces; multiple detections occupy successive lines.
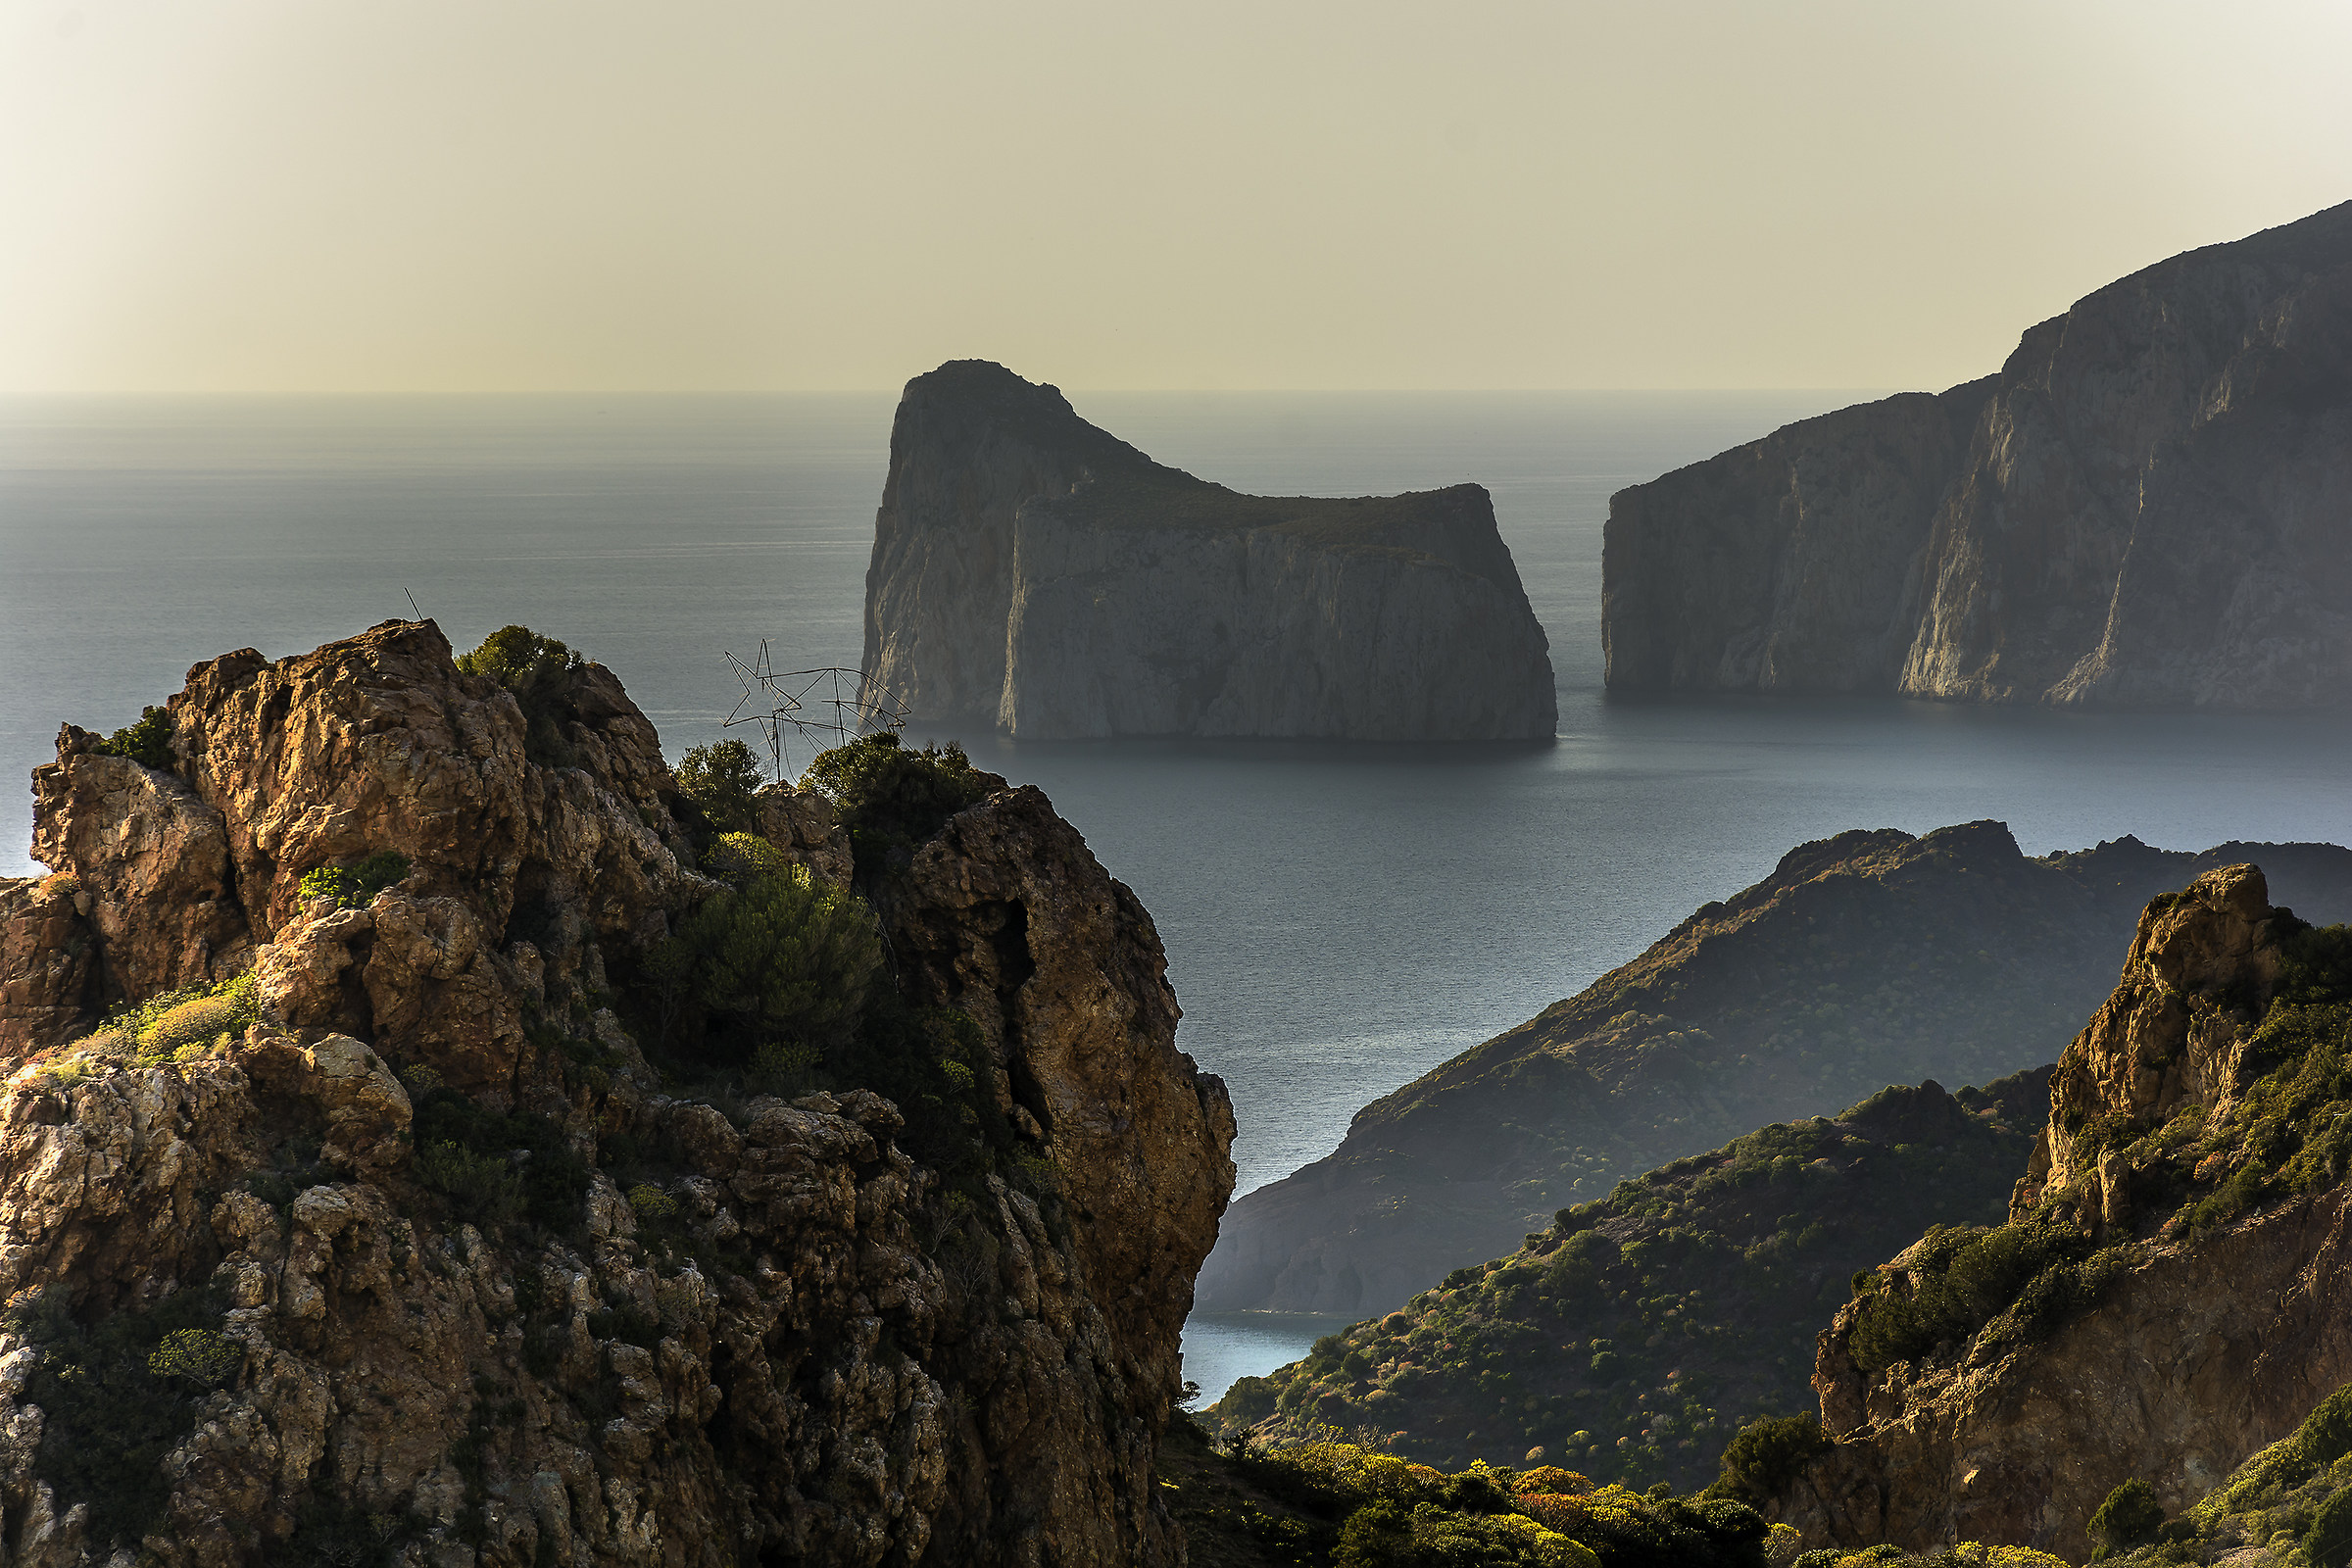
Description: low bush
xmin=297 ymin=851 xmax=412 ymax=909
xmin=674 ymin=865 xmax=883 ymax=1056
xmin=456 ymin=624 xmax=583 ymax=766
xmin=1713 ymin=1415 xmax=1831 ymax=1505
xmin=675 ymin=738 xmax=764 ymax=836
xmin=704 ymin=831 xmax=787 ymax=884
xmin=93 ymin=705 xmax=175 ymax=771
xmin=9 ymin=1282 xmax=233 ymax=1548
xmin=412 ymin=1088 xmax=591 ymax=1234
xmin=803 ymin=732 xmax=994 ymax=877
xmin=2089 ymin=1478 xmax=2164 ymax=1555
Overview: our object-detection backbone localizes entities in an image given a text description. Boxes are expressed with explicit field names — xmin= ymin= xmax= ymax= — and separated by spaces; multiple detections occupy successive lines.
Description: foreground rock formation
xmin=0 ymin=620 xmax=1234 ymax=1567
xmin=1604 ymin=199 xmax=2352 ymax=708
xmin=1775 ymin=865 xmax=2352 ymax=1559
xmin=1198 ymin=826 xmax=2352 ymax=1318
xmin=860 ymin=360 xmax=1558 ymax=740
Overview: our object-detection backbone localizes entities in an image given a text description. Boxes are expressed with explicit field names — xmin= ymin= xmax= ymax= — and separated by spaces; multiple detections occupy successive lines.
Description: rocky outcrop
xmin=1604 ymin=200 xmax=2352 ymax=708
xmin=861 ymin=361 xmax=1558 ymax=740
xmin=1777 ymin=867 xmax=2352 ymax=1560
xmin=0 ymin=621 xmax=1234 ymax=1567
xmin=1198 ymin=827 xmax=2352 ymax=1318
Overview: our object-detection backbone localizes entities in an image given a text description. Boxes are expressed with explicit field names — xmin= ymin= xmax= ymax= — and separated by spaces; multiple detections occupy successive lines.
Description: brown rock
xmin=754 ymin=782 xmax=855 ymax=885
xmin=0 ymin=877 xmax=95 ymax=1057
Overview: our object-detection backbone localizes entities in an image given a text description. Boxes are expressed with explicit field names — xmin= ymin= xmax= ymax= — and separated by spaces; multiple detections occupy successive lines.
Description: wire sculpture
xmin=720 ymin=642 xmax=909 ymax=779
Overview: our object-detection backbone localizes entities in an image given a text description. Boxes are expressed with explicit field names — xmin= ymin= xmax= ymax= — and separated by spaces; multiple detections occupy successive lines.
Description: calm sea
xmin=6 ymin=392 xmax=2349 ymax=1399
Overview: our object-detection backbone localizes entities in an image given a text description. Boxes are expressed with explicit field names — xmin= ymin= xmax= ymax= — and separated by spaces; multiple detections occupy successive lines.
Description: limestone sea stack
xmin=859 ymin=361 xmax=1558 ymax=740
xmin=1603 ymin=199 xmax=2352 ymax=708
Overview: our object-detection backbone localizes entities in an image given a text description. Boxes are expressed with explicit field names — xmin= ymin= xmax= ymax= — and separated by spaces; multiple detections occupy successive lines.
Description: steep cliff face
xmin=1778 ymin=866 xmax=2352 ymax=1560
xmin=1605 ymin=200 xmax=2352 ymax=708
xmin=0 ymin=621 xmax=1234 ymax=1567
xmin=861 ymin=361 xmax=1557 ymax=741
xmin=1197 ymin=826 xmax=2352 ymax=1319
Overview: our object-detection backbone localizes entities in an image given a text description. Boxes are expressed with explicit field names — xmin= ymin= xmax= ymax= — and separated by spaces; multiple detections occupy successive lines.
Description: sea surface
xmin=6 ymin=392 xmax=2350 ymax=1401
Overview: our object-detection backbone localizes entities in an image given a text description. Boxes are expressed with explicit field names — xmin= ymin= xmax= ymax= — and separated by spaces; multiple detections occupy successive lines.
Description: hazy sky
xmin=5 ymin=1 xmax=2349 ymax=394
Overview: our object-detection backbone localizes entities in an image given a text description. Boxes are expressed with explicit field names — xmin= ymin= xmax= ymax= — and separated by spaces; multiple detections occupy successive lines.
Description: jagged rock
xmin=1604 ymin=200 xmax=2352 ymax=709
xmin=754 ymin=782 xmax=854 ymax=885
xmin=1778 ymin=866 xmax=2352 ymax=1559
xmin=862 ymin=360 xmax=1558 ymax=740
xmin=0 ymin=878 xmax=93 ymax=1058
xmin=0 ymin=621 xmax=1233 ymax=1567
xmin=1199 ymin=826 xmax=2352 ymax=1317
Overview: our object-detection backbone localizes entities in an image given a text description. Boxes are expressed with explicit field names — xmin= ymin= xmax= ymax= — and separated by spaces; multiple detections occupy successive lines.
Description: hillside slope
xmin=1200 ymin=825 xmax=2352 ymax=1317
xmin=1211 ymin=1070 xmax=2046 ymax=1494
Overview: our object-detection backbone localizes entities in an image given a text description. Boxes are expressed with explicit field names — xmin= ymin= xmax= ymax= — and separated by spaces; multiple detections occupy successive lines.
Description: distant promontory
xmin=860 ymin=361 xmax=1558 ymax=740
xmin=1603 ymin=200 xmax=2352 ymax=709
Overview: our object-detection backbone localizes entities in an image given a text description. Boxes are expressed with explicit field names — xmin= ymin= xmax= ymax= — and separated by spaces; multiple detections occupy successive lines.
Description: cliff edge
xmin=1604 ymin=200 xmax=2352 ymax=708
xmin=860 ymin=361 xmax=1558 ymax=740
xmin=0 ymin=620 xmax=1235 ymax=1567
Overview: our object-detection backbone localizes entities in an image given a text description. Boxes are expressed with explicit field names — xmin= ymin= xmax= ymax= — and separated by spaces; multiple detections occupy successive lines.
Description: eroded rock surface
xmin=0 ymin=621 xmax=1234 ymax=1567
xmin=1778 ymin=867 xmax=2352 ymax=1560
xmin=1604 ymin=200 xmax=2352 ymax=709
xmin=862 ymin=360 xmax=1558 ymax=740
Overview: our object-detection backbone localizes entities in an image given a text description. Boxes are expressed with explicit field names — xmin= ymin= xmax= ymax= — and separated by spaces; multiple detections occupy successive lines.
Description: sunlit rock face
xmin=860 ymin=360 xmax=1558 ymax=740
xmin=0 ymin=621 xmax=1234 ymax=1568
xmin=1605 ymin=199 xmax=2352 ymax=709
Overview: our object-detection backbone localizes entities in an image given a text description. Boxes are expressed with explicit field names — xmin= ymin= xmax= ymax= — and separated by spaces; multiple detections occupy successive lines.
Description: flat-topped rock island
xmin=860 ymin=360 xmax=1558 ymax=740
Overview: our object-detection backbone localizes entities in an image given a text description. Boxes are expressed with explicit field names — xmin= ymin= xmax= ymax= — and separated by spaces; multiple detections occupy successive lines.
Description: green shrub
xmin=149 ymin=1328 xmax=243 ymax=1388
xmin=2309 ymin=1488 xmax=2352 ymax=1568
xmin=802 ymin=732 xmax=993 ymax=876
xmin=2089 ymin=1478 xmax=2164 ymax=1554
xmin=297 ymin=850 xmax=412 ymax=909
xmin=456 ymin=624 xmax=583 ymax=766
xmin=677 ymin=865 xmax=882 ymax=1055
xmin=93 ymin=705 xmax=174 ymax=771
xmin=704 ymin=831 xmax=788 ymax=884
xmin=102 ymin=970 xmax=262 ymax=1065
xmin=1713 ymin=1414 xmax=1830 ymax=1505
xmin=412 ymin=1089 xmax=590 ymax=1234
xmin=10 ymin=1283 xmax=231 ymax=1548
xmin=675 ymin=738 xmax=764 ymax=836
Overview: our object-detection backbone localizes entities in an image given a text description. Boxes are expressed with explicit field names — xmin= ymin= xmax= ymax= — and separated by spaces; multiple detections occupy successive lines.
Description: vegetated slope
xmin=1200 ymin=824 xmax=2352 ymax=1318
xmin=1157 ymin=1414 xmax=1778 ymax=1568
xmin=859 ymin=359 xmax=1556 ymax=740
xmin=2097 ymin=1379 xmax=2352 ymax=1568
xmin=1774 ymin=866 xmax=2352 ymax=1562
xmin=1209 ymin=1069 xmax=2048 ymax=1494
xmin=0 ymin=620 xmax=1235 ymax=1568
xmin=1604 ymin=198 xmax=2352 ymax=710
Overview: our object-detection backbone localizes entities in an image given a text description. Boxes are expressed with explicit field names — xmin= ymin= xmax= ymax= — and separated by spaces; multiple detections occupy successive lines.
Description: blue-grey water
xmin=6 ymin=392 xmax=2350 ymax=1400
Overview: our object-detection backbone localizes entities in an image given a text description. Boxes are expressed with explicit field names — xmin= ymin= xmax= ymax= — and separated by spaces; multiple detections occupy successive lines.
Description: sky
xmin=3 ymin=0 xmax=2350 ymax=394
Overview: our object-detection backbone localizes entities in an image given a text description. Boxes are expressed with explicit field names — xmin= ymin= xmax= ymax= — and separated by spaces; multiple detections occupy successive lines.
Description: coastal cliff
xmin=1197 ymin=827 xmax=2352 ymax=1320
xmin=0 ymin=620 xmax=1235 ymax=1567
xmin=860 ymin=361 xmax=1557 ymax=741
xmin=1774 ymin=866 xmax=2352 ymax=1560
xmin=1604 ymin=200 xmax=2352 ymax=708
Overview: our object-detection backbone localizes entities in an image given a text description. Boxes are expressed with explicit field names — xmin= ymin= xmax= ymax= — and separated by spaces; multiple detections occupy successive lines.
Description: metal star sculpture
xmin=720 ymin=642 xmax=909 ymax=779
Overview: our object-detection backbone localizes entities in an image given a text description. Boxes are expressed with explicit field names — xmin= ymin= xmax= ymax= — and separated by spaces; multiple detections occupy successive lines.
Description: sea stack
xmin=859 ymin=361 xmax=1558 ymax=740
xmin=1602 ymin=200 xmax=2352 ymax=709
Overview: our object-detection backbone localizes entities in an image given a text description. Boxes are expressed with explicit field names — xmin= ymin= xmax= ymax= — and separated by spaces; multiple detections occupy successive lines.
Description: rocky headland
xmin=1604 ymin=200 xmax=2352 ymax=708
xmin=1197 ymin=826 xmax=2352 ymax=1320
xmin=0 ymin=619 xmax=1235 ymax=1567
xmin=859 ymin=361 xmax=1558 ymax=740
xmin=1773 ymin=865 xmax=2352 ymax=1560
